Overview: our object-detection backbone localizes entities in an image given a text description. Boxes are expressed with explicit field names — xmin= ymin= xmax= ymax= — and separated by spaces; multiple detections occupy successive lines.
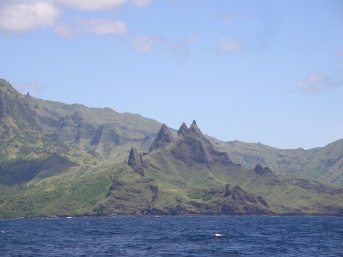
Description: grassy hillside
xmin=207 ymin=136 xmax=343 ymax=186
xmin=25 ymin=95 xmax=163 ymax=162
xmin=141 ymin=122 xmax=343 ymax=216
xmin=1 ymin=120 xmax=343 ymax=218
xmin=1 ymin=79 xmax=343 ymax=218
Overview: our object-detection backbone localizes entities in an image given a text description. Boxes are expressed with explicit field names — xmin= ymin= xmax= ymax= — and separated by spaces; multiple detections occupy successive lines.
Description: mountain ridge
xmin=1 ymin=79 xmax=342 ymax=186
xmin=1 ymin=79 xmax=343 ymax=218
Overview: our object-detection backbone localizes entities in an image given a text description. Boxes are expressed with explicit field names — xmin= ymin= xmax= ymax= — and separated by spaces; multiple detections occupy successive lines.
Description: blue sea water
xmin=0 ymin=216 xmax=343 ymax=256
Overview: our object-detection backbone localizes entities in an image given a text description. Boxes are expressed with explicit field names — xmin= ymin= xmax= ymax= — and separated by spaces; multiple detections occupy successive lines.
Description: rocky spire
xmin=177 ymin=122 xmax=188 ymax=136
xmin=171 ymin=120 xmax=233 ymax=169
xmin=128 ymin=147 xmax=145 ymax=176
xmin=149 ymin=123 xmax=174 ymax=152
xmin=189 ymin=120 xmax=207 ymax=140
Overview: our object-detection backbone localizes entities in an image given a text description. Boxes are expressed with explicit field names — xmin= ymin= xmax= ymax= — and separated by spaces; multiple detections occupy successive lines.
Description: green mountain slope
xmin=25 ymin=94 xmax=163 ymax=161
xmin=207 ymin=136 xmax=343 ymax=185
xmin=137 ymin=121 xmax=343 ymax=215
xmin=2 ymin=79 xmax=342 ymax=187
xmin=1 ymin=120 xmax=343 ymax=218
xmin=0 ymin=80 xmax=166 ymax=186
xmin=0 ymin=79 xmax=44 ymax=161
xmin=1 ymin=79 xmax=343 ymax=218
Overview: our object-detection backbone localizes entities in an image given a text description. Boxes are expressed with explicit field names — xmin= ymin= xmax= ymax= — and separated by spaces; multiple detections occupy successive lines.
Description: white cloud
xmin=13 ymin=82 xmax=44 ymax=93
xmin=54 ymin=0 xmax=128 ymax=11
xmin=215 ymin=37 xmax=246 ymax=54
xmin=77 ymin=18 xmax=127 ymax=35
xmin=298 ymin=73 xmax=343 ymax=94
xmin=55 ymin=18 xmax=127 ymax=36
xmin=132 ymin=35 xmax=163 ymax=52
xmin=131 ymin=0 xmax=152 ymax=7
xmin=0 ymin=0 xmax=150 ymax=33
xmin=0 ymin=1 xmax=60 ymax=33
xmin=54 ymin=24 xmax=75 ymax=37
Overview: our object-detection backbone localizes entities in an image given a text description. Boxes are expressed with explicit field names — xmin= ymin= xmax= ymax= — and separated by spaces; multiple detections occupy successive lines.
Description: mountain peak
xmin=149 ymin=123 xmax=174 ymax=152
xmin=178 ymin=122 xmax=188 ymax=136
xmin=169 ymin=121 xmax=232 ymax=168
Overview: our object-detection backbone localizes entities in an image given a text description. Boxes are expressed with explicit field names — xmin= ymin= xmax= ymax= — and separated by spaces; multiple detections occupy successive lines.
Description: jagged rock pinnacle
xmin=178 ymin=122 xmax=188 ymax=136
xmin=149 ymin=123 xmax=174 ymax=152
xmin=128 ymin=147 xmax=145 ymax=176
xmin=171 ymin=120 xmax=233 ymax=169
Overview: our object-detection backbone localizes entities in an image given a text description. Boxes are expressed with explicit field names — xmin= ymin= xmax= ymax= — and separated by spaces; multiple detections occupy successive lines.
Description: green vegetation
xmin=1 ymin=79 xmax=343 ymax=218
xmin=207 ymin=136 xmax=343 ymax=185
xmin=187 ymin=189 xmax=214 ymax=201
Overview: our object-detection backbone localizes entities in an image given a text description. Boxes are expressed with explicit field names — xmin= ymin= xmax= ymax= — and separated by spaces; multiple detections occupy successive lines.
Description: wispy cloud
xmin=166 ymin=41 xmax=189 ymax=63
xmin=298 ymin=73 xmax=343 ymax=94
xmin=77 ymin=18 xmax=127 ymax=35
xmin=131 ymin=0 xmax=152 ymax=7
xmin=132 ymin=33 xmax=198 ymax=63
xmin=0 ymin=0 xmax=151 ymax=34
xmin=55 ymin=17 xmax=127 ymax=36
xmin=13 ymin=82 xmax=45 ymax=93
xmin=54 ymin=0 xmax=128 ymax=11
xmin=215 ymin=37 xmax=247 ymax=54
xmin=0 ymin=1 xmax=60 ymax=33
xmin=132 ymin=35 xmax=163 ymax=52
xmin=186 ymin=34 xmax=200 ymax=43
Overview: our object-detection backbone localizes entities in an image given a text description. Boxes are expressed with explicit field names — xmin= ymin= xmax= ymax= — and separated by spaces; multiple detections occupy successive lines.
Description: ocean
xmin=1 ymin=216 xmax=342 ymax=256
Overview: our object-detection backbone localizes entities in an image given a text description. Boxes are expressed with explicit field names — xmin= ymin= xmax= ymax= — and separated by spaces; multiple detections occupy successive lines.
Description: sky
xmin=0 ymin=0 xmax=342 ymax=150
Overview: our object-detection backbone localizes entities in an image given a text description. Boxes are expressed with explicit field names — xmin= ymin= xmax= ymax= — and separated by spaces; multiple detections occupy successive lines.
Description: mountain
xmin=206 ymin=137 xmax=343 ymax=186
xmin=2 ymin=79 xmax=342 ymax=186
xmin=0 ymin=79 xmax=44 ymax=161
xmin=124 ymin=121 xmax=343 ymax=216
xmin=3 ymin=120 xmax=342 ymax=218
xmin=1 ymin=79 xmax=343 ymax=218
xmin=25 ymin=91 xmax=164 ymax=161
xmin=0 ymin=79 xmax=166 ymax=185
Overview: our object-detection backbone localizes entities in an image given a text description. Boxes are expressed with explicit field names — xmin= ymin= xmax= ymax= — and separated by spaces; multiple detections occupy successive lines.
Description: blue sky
xmin=0 ymin=0 xmax=342 ymax=150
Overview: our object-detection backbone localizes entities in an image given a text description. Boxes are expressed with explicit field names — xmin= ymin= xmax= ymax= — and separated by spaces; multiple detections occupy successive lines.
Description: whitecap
xmin=212 ymin=233 xmax=225 ymax=237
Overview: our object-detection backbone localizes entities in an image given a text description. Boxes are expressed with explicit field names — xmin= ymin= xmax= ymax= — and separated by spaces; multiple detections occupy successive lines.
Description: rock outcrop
xmin=177 ymin=122 xmax=188 ymax=136
xmin=254 ymin=164 xmax=273 ymax=175
xmin=171 ymin=120 xmax=232 ymax=168
xmin=128 ymin=147 xmax=145 ymax=176
xmin=149 ymin=123 xmax=174 ymax=152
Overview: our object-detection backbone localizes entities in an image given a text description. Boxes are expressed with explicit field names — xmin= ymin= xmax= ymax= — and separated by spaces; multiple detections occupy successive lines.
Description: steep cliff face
xmin=149 ymin=124 xmax=174 ymax=152
xmin=0 ymin=80 xmax=41 ymax=130
xmin=128 ymin=147 xmax=145 ymax=176
xmin=0 ymin=80 xmax=46 ymax=160
xmin=171 ymin=120 xmax=232 ymax=169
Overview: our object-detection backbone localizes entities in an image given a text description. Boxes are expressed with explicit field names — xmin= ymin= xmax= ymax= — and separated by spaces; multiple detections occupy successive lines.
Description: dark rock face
xmin=128 ymin=147 xmax=145 ymax=176
xmin=177 ymin=122 xmax=188 ymax=136
xmin=254 ymin=164 xmax=273 ymax=175
xmin=149 ymin=124 xmax=174 ymax=152
xmin=90 ymin=126 xmax=104 ymax=145
xmin=171 ymin=121 xmax=232 ymax=168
